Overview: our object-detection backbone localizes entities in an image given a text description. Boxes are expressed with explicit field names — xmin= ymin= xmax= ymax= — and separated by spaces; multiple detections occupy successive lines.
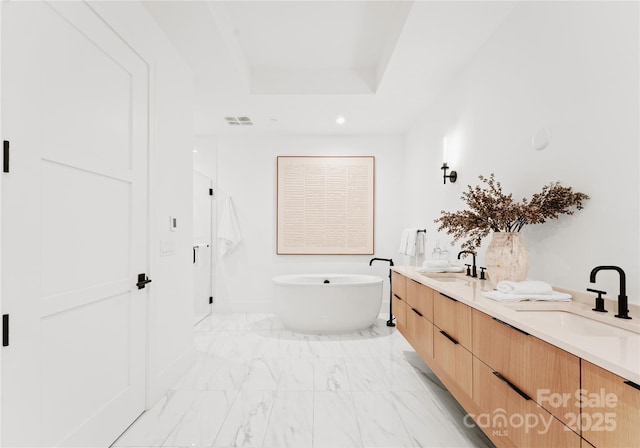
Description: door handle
xmin=136 ymin=273 xmax=152 ymax=289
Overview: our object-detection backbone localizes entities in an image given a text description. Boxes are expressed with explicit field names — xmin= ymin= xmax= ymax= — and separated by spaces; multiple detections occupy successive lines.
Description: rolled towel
xmin=496 ymin=281 xmax=553 ymax=295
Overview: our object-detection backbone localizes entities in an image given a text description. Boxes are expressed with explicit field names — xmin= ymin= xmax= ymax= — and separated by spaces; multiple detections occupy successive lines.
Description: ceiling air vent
xmin=225 ymin=116 xmax=253 ymax=126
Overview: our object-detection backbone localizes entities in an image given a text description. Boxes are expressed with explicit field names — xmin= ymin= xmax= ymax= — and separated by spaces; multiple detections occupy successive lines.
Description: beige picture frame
xmin=276 ymin=156 xmax=375 ymax=255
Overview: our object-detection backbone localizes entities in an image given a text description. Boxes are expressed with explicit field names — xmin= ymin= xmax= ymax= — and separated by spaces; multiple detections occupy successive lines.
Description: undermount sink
xmin=516 ymin=310 xmax=639 ymax=337
xmin=418 ymin=273 xmax=473 ymax=284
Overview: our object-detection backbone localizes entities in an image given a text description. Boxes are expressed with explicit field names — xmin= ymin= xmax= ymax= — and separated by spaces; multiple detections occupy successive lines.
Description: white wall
xmin=403 ymin=2 xmax=639 ymax=302
xmin=216 ymin=134 xmax=405 ymax=312
xmin=94 ymin=1 xmax=196 ymax=406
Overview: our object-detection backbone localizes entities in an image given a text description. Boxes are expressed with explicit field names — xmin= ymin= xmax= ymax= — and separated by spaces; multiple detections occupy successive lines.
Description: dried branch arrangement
xmin=435 ymin=174 xmax=589 ymax=251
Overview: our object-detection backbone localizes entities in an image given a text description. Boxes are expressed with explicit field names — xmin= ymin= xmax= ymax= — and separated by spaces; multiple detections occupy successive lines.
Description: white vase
xmin=484 ymin=232 xmax=529 ymax=288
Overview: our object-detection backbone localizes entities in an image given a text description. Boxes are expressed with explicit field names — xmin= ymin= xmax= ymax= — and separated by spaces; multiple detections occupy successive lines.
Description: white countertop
xmin=392 ymin=266 xmax=640 ymax=384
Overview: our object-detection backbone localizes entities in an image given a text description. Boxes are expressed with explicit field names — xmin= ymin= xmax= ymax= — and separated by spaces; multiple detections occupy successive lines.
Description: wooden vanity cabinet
xmin=391 ymin=271 xmax=408 ymax=331
xmin=393 ymin=294 xmax=407 ymax=332
xmin=392 ymin=271 xmax=633 ymax=448
xmin=434 ymin=328 xmax=473 ymax=396
xmin=432 ymin=291 xmax=473 ymax=396
xmin=406 ymin=278 xmax=434 ymax=321
xmin=391 ymin=271 xmax=406 ymax=300
xmin=406 ymin=306 xmax=434 ymax=360
xmin=472 ymin=310 xmax=580 ymax=427
xmin=433 ymin=291 xmax=472 ymax=350
xmin=581 ymin=360 xmax=640 ymax=448
xmin=473 ymin=357 xmax=581 ymax=448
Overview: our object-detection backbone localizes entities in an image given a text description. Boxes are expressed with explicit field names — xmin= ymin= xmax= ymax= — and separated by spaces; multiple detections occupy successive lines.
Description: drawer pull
xmin=439 ymin=330 xmax=459 ymax=345
xmin=439 ymin=293 xmax=457 ymax=302
xmin=493 ymin=371 xmax=531 ymax=401
xmin=393 ymin=294 xmax=402 ymax=301
xmin=411 ymin=308 xmax=423 ymax=317
xmin=492 ymin=317 xmax=529 ymax=336
xmin=624 ymin=380 xmax=640 ymax=391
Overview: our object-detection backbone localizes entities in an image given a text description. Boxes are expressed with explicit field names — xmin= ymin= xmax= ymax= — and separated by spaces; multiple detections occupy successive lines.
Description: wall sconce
xmin=441 ymin=163 xmax=457 ymax=184
xmin=441 ymin=135 xmax=457 ymax=184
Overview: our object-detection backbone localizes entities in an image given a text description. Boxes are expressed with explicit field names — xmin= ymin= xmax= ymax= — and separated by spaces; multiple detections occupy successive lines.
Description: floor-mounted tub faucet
xmin=589 ymin=265 xmax=631 ymax=319
xmin=369 ymin=258 xmax=395 ymax=327
xmin=457 ymin=250 xmax=477 ymax=278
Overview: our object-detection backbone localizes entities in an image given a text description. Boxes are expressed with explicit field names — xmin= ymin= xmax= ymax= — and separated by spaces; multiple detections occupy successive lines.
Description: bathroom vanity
xmin=391 ymin=267 xmax=640 ymax=448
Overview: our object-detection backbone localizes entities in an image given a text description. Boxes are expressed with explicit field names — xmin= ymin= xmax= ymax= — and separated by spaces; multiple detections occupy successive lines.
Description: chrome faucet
xmin=457 ymin=250 xmax=477 ymax=278
xmin=589 ymin=265 xmax=631 ymax=319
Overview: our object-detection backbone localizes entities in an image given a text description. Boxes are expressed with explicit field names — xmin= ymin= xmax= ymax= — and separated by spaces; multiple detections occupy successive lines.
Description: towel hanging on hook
xmin=218 ymin=196 xmax=242 ymax=256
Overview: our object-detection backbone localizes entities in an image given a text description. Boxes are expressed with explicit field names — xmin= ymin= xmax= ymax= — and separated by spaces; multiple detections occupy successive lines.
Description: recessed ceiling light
xmin=192 ymin=148 xmax=198 ymax=153
xmin=336 ymin=115 xmax=346 ymax=125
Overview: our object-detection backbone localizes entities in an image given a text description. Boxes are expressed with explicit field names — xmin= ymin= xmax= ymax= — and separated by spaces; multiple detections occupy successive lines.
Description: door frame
xmin=193 ymin=168 xmax=215 ymax=322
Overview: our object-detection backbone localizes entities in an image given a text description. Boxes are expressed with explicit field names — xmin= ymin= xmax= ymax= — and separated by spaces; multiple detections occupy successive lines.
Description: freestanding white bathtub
xmin=273 ymin=274 xmax=384 ymax=333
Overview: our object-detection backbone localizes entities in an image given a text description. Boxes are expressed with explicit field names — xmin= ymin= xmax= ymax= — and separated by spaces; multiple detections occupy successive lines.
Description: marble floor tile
xmin=113 ymin=390 xmax=200 ymax=447
xmin=352 ymin=391 xmax=413 ymax=448
xmin=213 ymin=390 xmax=276 ymax=447
xmin=206 ymin=357 xmax=251 ymax=390
xmin=373 ymin=357 xmax=427 ymax=391
xmin=242 ymin=357 xmax=281 ymax=391
xmin=314 ymin=357 xmax=350 ymax=391
xmin=340 ymin=337 xmax=375 ymax=358
xmin=345 ymin=356 xmax=387 ymax=391
xmin=391 ymin=390 xmax=481 ymax=448
xmin=277 ymin=358 xmax=314 ymax=391
xmin=313 ymin=391 xmax=362 ymax=448
xmin=162 ymin=390 xmax=238 ymax=447
xmin=171 ymin=354 xmax=225 ymax=391
xmin=262 ymin=391 xmax=313 ymax=448
xmin=118 ymin=313 xmax=494 ymax=448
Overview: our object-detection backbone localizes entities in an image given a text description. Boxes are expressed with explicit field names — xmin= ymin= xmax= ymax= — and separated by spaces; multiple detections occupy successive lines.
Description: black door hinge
xmin=2 ymin=314 xmax=9 ymax=347
xmin=209 ymin=296 xmax=213 ymax=304
xmin=209 ymin=188 xmax=214 ymax=196
xmin=3 ymin=141 xmax=9 ymax=173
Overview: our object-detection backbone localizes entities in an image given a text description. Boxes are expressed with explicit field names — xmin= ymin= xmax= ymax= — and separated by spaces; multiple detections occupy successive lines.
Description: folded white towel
xmin=399 ymin=229 xmax=425 ymax=256
xmin=406 ymin=229 xmax=418 ymax=256
xmin=416 ymin=231 xmax=425 ymax=255
xmin=496 ymin=281 xmax=554 ymax=295
xmin=482 ymin=291 xmax=572 ymax=302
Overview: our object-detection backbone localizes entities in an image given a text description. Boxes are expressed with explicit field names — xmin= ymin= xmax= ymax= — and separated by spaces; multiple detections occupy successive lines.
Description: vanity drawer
xmin=472 ymin=309 xmax=580 ymax=426
xmin=406 ymin=279 xmax=434 ymax=321
xmin=391 ymin=271 xmax=406 ymax=301
xmin=393 ymin=294 xmax=407 ymax=332
xmin=473 ymin=357 xmax=580 ymax=448
xmin=433 ymin=291 xmax=472 ymax=350
xmin=434 ymin=327 xmax=472 ymax=397
xmin=407 ymin=307 xmax=434 ymax=360
xmin=581 ymin=360 xmax=640 ymax=448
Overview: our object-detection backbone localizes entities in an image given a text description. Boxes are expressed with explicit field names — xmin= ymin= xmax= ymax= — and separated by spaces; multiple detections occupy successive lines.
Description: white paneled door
xmin=1 ymin=2 xmax=148 ymax=447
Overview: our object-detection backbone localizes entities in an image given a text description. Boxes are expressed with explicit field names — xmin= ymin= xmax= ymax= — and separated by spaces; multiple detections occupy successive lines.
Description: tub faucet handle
xmin=464 ymin=264 xmax=471 ymax=276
